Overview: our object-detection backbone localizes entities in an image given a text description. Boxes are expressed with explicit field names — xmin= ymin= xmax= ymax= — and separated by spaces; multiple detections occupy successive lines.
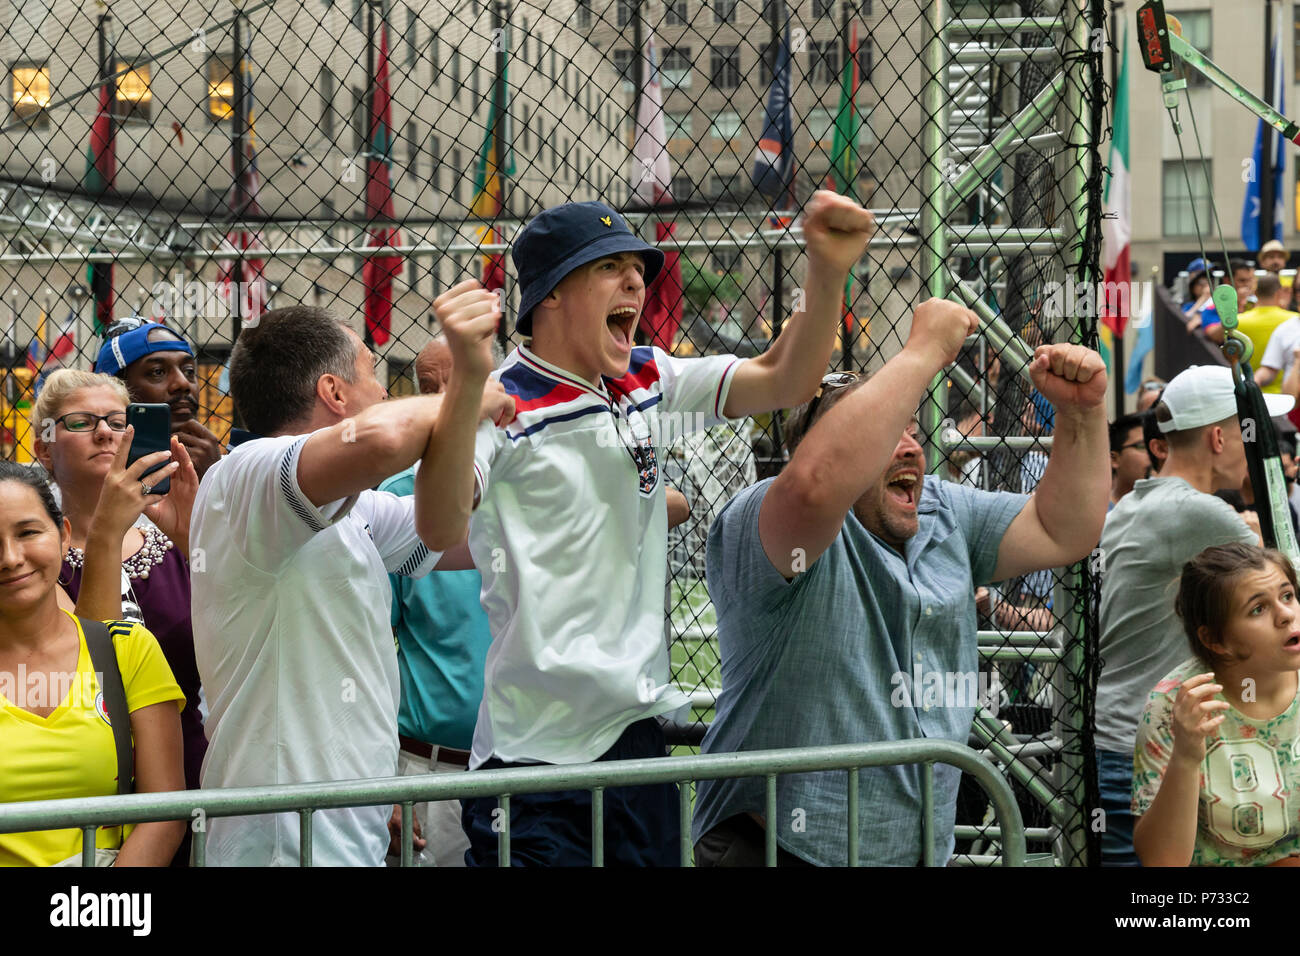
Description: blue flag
xmin=1242 ymin=23 xmax=1286 ymax=250
xmin=751 ymin=29 xmax=794 ymax=205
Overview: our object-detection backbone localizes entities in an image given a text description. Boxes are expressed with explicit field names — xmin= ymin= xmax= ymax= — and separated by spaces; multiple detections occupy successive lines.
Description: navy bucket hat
xmin=512 ymin=201 xmax=664 ymax=336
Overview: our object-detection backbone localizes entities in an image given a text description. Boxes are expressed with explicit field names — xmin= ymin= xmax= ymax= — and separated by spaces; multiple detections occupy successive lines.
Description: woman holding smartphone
xmin=31 ymin=370 xmax=205 ymax=809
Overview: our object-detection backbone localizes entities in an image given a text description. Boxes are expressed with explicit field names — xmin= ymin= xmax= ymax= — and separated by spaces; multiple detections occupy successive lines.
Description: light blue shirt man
xmin=693 ymin=474 xmax=1027 ymax=866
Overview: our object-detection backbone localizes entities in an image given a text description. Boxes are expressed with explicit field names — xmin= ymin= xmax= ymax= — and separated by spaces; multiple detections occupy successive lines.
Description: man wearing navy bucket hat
xmin=421 ymin=191 xmax=876 ymax=865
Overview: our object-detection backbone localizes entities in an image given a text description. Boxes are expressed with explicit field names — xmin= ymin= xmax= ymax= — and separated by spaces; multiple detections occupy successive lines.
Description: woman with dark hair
xmin=0 ymin=445 xmax=187 ymax=866
xmin=1133 ymin=543 xmax=1300 ymax=866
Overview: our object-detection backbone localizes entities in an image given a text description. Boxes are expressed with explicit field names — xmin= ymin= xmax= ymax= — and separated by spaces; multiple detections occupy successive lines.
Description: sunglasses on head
xmin=805 ymin=371 xmax=859 ymax=423
xmin=101 ymin=316 xmax=150 ymax=341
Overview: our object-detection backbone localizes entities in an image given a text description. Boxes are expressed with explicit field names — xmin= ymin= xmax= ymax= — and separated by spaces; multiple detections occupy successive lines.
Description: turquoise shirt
xmin=694 ymin=475 xmax=1028 ymax=865
xmin=381 ymin=467 xmax=493 ymax=750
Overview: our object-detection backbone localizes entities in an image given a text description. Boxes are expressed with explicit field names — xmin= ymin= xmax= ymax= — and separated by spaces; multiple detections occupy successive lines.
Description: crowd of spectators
xmin=5 ymin=198 xmax=1300 ymax=869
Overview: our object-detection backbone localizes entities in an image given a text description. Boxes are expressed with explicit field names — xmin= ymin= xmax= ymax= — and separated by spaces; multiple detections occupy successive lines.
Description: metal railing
xmin=0 ymin=740 xmax=1026 ymax=867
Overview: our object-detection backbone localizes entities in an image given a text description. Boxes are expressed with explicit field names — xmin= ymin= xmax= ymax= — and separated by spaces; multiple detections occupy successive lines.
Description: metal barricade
xmin=0 ymin=739 xmax=1025 ymax=867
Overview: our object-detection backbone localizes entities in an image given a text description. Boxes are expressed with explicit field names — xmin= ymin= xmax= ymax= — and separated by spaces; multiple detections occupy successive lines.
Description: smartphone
xmin=126 ymin=403 xmax=172 ymax=495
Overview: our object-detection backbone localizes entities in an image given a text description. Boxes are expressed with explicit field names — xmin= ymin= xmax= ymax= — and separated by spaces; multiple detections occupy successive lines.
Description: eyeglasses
xmin=1140 ymin=381 xmax=1164 ymax=392
xmin=805 ymin=371 xmax=859 ymax=422
xmin=54 ymin=412 xmax=128 ymax=433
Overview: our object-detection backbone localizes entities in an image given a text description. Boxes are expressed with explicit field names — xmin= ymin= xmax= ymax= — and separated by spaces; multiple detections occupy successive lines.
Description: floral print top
xmin=1133 ymin=658 xmax=1300 ymax=866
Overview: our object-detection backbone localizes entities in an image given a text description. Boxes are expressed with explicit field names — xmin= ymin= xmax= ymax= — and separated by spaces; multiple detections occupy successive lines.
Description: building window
xmin=407 ymin=120 xmax=419 ymax=173
xmin=576 ymin=0 xmax=592 ymax=28
xmin=406 ymin=7 xmax=418 ymax=67
xmin=351 ymin=0 xmax=365 ymax=33
xmin=1163 ymin=159 xmax=1211 ymax=236
xmin=113 ymin=59 xmax=151 ymax=123
xmin=712 ymin=245 xmax=741 ymax=272
xmin=452 ymin=148 xmax=462 ymax=203
xmin=207 ymin=54 xmax=235 ymax=121
xmin=665 ymin=0 xmax=687 ymax=25
xmin=670 ymin=173 xmax=693 ymax=201
xmin=858 ymin=38 xmax=873 ymax=82
xmin=1177 ymin=10 xmax=1211 ymax=88
xmin=709 ymin=110 xmax=741 ymax=140
xmin=352 ymin=85 xmax=366 ymax=152
xmin=407 ymin=257 xmax=420 ymax=291
xmin=430 ymin=31 xmax=440 ymax=75
xmin=617 ymin=0 xmax=634 ymax=26
xmin=429 ymin=134 xmax=441 ymax=190
xmin=758 ymin=39 xmax=777 ymax=85
xmin=813 ymin=0 xmax=833 ymax=16
xmin=10 ymin=63 xmax=50 ymax=127
xmin=714 ymin=0 xmax=736 ymax=23
xmin=810 ymin=40 xmax=839 ymax=84
xmin=663 ymin=47 xmax=692 ymax=89
xmin=471 ymin=62 xmax=479 ymax=104
xmin=319 ymin=67 xmax=336 ymax=139
xmin=857 ymin=105 xmax=873 ymax=147
xmin=452 ymin=49 xmax=461 ymax=98
xmin=710 ymin=45 xmax=740 ymax=89
xmin=807 ymin=107 xmax=834 ymax=143
xmin=612 ymin=49 xmax=635 ymax=93
xmin=666 ymin=111 xmax=692 ymax=140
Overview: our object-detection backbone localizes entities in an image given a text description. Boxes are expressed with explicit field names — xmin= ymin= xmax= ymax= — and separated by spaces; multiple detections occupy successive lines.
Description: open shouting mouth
xmin=886 ymin=470 xmax=920 ymax=510
xmin=607 ymin=305 xmax=638 ymax=352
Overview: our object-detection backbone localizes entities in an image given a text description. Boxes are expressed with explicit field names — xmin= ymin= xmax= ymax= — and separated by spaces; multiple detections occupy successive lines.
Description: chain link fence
xmin=0 ymin=0 xmax=1105 ymax=864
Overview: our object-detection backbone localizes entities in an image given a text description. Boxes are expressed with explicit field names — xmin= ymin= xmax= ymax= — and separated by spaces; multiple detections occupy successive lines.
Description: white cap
xmin=1157 ymin=365 xmax=1294 ymax=433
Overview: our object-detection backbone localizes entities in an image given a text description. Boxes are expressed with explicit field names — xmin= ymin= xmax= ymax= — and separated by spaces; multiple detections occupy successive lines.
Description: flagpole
xmin=494 ymin=0 xmax=510 ymax=356
xmin=838 ymin=0 xmax=853 ymax=371
xmin=1261 ymin=0 xmax=1275 ymax=252
xmin=230 ymin=7 xmax=246 ymax=348
xmin=1111 ymin=1 xmax=1125 ymax=413
xmin=364 ymin=0 xmax=377 ymax=348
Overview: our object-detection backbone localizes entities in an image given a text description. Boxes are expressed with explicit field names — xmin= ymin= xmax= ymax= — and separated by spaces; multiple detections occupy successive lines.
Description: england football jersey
xmin=469 ymin=344 xmax=741 ymax=767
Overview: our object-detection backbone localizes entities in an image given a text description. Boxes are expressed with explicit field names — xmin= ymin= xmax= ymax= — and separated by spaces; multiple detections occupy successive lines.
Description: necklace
xmin=63 ymin=525 xmax=173 ymax=580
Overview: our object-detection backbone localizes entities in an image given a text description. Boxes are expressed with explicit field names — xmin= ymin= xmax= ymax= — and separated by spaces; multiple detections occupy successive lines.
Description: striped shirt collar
xmin=515 ymin=344 xmax=611 ymax=401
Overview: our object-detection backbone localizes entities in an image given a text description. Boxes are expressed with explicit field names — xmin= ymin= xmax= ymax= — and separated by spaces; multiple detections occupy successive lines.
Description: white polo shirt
xmin=469 ymin=344 xmax=741 ymax=768
xmin=191 ymin=431 xmax=439 ymax=866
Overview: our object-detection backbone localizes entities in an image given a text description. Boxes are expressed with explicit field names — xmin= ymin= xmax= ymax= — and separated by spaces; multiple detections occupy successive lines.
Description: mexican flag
xmin=1099 ymin=23 xmax=1131 ymax=374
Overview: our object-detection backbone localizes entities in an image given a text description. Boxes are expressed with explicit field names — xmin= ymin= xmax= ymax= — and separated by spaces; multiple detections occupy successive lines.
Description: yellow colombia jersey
xmin=1236 ymin=305 xmax=1299 ymax=393
xmin=0 ymin=612 xmax=183 ymax=867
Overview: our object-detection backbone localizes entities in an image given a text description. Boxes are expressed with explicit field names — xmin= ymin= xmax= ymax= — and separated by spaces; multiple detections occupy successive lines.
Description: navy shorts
xmin=462 ymin=718 xmax=680 ymax=867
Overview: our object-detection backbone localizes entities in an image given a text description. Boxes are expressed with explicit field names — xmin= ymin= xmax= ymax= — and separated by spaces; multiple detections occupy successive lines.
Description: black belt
xmin=398 ymin=735 xmax=470 ymax=766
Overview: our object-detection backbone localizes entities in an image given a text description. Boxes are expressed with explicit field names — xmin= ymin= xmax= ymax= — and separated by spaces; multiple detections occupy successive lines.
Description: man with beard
xmin=692 ymin=299 xmax=1111 ymax=866
xmin=94 ymin=319 xmax=225 ymax=478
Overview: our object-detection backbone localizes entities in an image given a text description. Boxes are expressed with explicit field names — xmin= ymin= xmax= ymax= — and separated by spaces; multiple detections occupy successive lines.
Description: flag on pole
xmin=1125 ymin=287 xmax=1155 ymax=394
xmin=217 ymin=37 xmax=268 ymax=327
xmin=1242 ymin=10 xmax=1285 ymax=251
xmin=631 ymin=31 xmax=683 ymax=350
xmin=49 ymin=311 xmax=76 ymax=364
xmin=84 ymin=14 xmax=116 ymax=334
xmin=361 ymin=21 xmax=402 ymax=346
xmin=471 ymin=25 xmax=513 ymax=294
xmin=1100 ymin=21 xmax=1131 ymax=360
xmin=827 ymin=22 xmax=860 ymax=347
xmin=752 ymin=28 xmax=795 ymax=206
xmin=25 ymin=308 xmax=47 ymax=376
